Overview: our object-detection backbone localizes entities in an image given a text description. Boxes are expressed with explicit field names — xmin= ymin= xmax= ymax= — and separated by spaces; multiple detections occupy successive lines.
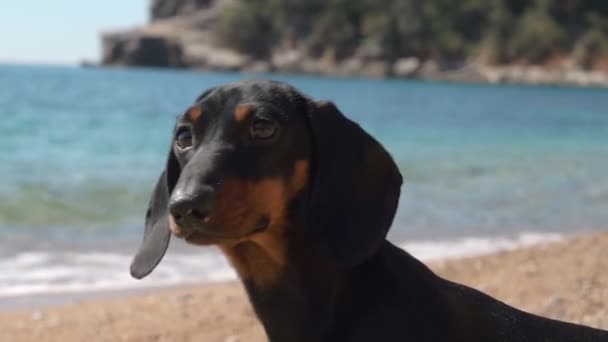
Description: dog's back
xmin=330 ymin=242 xmax=608 ymax=341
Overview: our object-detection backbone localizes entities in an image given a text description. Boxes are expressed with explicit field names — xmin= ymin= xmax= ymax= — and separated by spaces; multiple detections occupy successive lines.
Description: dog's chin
xmin=175 ymin=222 xmax=270 ymax=246
xmin=183 ymin=232 xmax=236 ymax=246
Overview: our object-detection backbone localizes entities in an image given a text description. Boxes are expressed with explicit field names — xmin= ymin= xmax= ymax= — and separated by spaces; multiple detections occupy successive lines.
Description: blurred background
xmin=1 ymin=0 xmax=607 ymax=308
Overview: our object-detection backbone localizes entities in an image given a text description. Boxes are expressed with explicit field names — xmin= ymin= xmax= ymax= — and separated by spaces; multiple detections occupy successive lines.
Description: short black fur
xmin=131 ymin=80 xmax=608 ymax=341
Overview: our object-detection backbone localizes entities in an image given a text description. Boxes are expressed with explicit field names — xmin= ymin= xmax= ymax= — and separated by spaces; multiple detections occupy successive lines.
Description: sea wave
xmin=0 ymin=232 xmax=562 ymax=298
xmin=401 ymin=232 xmax=562 ymax=261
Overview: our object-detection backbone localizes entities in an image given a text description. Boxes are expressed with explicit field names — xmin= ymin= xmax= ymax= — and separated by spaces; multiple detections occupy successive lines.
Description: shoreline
xmin=90 ymin=62 xmax=608 ymax=89
xmin=0 ymin=284 xmax=195 ymax=313
xmin=1 ymin=231 xmax=606 ymax=341
xmin=0 ymin=231 xmax=566 ymax=308
xmin=4 ymin=62 xmax=608 ymax=89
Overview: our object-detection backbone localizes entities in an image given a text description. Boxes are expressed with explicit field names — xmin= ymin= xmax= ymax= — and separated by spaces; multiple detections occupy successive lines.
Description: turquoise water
xmin=2 ymin=65 xmax=608 ymax=242
xmin=1 ymin=64 xmax=608 ymax=296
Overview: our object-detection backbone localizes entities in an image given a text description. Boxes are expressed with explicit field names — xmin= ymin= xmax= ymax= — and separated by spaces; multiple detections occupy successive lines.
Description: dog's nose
xmin=168 ymin=190 xmax=214 ymax=229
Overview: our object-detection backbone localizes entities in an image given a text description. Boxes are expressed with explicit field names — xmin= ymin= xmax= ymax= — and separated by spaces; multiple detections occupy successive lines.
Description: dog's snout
xmin=169 ymin=188 xmax=214 ymax=227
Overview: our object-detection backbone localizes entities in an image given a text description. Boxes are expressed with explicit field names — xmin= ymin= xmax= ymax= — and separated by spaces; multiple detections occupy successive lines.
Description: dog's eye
xmin=250 ymin=118 xmax=276 ymax=140
xmin=175 ymin=127 xmax=193 ymax=150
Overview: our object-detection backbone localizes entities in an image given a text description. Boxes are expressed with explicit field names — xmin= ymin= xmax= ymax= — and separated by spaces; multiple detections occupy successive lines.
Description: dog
xmin=130 ymin=80 xmax=608 ymax=341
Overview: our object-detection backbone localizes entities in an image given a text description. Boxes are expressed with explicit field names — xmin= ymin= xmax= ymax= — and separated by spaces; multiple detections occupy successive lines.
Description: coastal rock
xmin=202 ymin=48 xmax=247 ymax=71
xmin=102 ymin=33 xmax=185 ymax=68
xmin=243 ymin=61 xmax=272 ymax=74
xmin=79 ymin=60 xmax=98 ymax=68
xmin=151 ymin=0 xmax=213 ymax=21
xmin=359 ymin=60 xmax=391 ymax=78
xmin=101 ymin=0 xmax=242 ymax=69
xmin=563 ymin=69 xmax=608 ymax=87
xmin=479 ymin=65 xmax=608 ymax=87
xmin=271 ymin=49 xmax=304 ymax=72
xmin=184 ymin=45 xmax=249 ymax=71
xmin=393 ymin=57 xmax=421 ymax=78
xmin=335 ymin=57 xmax=363 ymax=76
xmin=418 ymin=60 xmax=441 ymax=78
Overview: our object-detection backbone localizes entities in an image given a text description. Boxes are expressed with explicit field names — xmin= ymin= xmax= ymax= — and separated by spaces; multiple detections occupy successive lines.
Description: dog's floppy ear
xmin=130 ymin=145 xmax=180 ymax=279
xmin=308 ymin=101 xmax=403 ymax=268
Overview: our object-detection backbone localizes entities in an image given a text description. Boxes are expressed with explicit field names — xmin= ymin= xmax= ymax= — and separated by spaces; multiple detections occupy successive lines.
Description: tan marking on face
xmin=213 ymin=159 xmax=310 ymax=289
xmin=234 ymin=105 xmax=252 ymax=123
xmin=187 ymin=106 xmax=202 ymax=121
xmin=290 ymin=160 xmax=309 ymax=194
xmin=209 ymin=178 xmax=286 ymax=235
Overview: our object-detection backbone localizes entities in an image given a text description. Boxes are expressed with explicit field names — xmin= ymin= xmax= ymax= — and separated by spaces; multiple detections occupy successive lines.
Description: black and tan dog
xmin=130 ymin=80 xmax=608 ymax=341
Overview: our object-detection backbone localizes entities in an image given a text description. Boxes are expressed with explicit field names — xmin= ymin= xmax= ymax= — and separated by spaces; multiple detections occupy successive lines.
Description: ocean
xmin=1 ymin=64 xmax=607 ymax=301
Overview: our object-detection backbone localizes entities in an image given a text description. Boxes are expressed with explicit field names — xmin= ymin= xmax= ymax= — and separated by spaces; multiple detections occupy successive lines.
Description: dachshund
xmin=130 ymin=80 xmax=608 ymax=341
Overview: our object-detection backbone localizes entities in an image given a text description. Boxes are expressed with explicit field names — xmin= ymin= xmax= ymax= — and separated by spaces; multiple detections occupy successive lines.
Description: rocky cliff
xmin=100 ymin=0 xmax=608 ymax=87
xmin=150 ymin=0 xmax=213 ymax=21
xmin=102 ymin=0 xmax=232 ymax=69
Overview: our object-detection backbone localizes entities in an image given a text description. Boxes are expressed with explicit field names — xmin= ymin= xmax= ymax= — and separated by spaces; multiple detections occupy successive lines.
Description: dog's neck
xmin=219 ymin=220 xmax=344 ymax=342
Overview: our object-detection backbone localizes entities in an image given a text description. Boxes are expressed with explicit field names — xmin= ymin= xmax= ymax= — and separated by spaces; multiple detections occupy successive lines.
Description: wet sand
xmin=1 ymin=232 xmax=607 ymax=342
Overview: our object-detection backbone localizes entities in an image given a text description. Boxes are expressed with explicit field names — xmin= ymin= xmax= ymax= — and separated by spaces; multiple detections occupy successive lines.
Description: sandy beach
xmin=1 ymin=231 xmax=607 ymax=342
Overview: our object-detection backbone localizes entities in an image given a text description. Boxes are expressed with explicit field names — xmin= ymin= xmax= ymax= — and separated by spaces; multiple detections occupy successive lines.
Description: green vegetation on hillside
xmin=215 ymin=0 xmax=608 ymax=69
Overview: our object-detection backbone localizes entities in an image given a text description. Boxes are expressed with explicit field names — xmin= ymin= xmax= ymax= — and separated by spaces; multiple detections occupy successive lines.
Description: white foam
xmin=0 ymin=232 xmax=563 ymax=298
xmin=0 ymin=252 xmax=236 ymax=297
xmin=402 ymin=232 xmax=563 ymax=261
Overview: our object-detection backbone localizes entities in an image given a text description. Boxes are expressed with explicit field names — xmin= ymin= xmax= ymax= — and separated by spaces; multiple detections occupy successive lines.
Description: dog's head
xmin=130 ymin=80 xmax=402 ymax=279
